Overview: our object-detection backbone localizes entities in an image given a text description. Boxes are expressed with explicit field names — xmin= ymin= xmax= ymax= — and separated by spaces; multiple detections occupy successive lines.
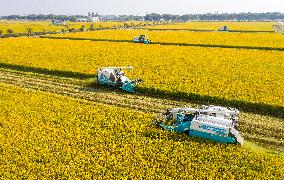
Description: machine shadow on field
xmin=0 ymin=62 xmax=283 ymax=118
xmin=0 ymin=62 xmax=94 ymax=79
xmin=136 ymin=87 xmax=283 ymax=118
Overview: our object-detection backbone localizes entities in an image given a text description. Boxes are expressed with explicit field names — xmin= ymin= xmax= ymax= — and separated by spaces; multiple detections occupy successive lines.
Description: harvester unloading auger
xmin=97 ymin=66 xmax=143 ymax=93
xmin=156 ymin=105 xmax=244 ymax=145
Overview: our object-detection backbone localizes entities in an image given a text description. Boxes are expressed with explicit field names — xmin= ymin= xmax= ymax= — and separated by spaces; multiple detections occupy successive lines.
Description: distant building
xmin=76 ymin=12 xmax=100 ymax=22
xmin=88 ymin=12 xmax=100 ymax=22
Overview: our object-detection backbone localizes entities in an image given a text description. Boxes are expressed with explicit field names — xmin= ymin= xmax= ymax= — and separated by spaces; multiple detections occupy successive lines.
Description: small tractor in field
xmin=156 ymin=105 xmax=243 ymax=145
xmin=133 ymin=34 xmax=151 ymax=44
xmin=218 ymin=26 xmax=229 ymax=32
xmin=97 ymin=66 xmax=143 ymax=93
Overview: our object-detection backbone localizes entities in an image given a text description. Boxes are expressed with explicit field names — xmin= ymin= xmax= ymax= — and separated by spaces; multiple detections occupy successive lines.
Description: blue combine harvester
xmin=157 ymin=105 xmax=243 ymax=145
xmin=133 ymin=34 xmax=151 ymax=44
xmin=97 ymin=66 xmax=143 ymax=93
xmin=218 ymin=26 xmax=229 ymax=32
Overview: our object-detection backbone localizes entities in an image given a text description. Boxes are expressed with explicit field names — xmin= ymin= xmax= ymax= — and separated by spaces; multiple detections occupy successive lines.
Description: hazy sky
xmin=0 ymin=0 xmax=284 ymax=16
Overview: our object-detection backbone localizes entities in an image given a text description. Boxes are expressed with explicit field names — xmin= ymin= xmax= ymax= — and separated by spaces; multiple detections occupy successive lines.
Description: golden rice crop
xmin=146 ymin=21 xmax=276 ymax=31
xmin=0 ymin=20 xmax=62 ymax=33
xmin=0 ymin=83 xmax=283 ymax=179
xmin=0 ymin=20 xmax=143 ymax=34
xmin=1 ymin=21 xmax=275 ymax=34
xmin=51 ymin=29 xmax=284 ymax=48
xmin=0 ymin=37 xmax=283 ymax=109
xmin=66 ymin=21 xmax=145 ymax=29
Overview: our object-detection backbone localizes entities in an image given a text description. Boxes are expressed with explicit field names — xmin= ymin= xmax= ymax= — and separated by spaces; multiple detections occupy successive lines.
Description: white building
xmin=77 ymin=18 xmax=89 ymax=22
xmin=88 ymin=12 xmax=100 ymax=22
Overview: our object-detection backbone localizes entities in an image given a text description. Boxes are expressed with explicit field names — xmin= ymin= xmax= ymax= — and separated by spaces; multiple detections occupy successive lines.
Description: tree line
xmin=0 ymin=14 xmax=145 ymax=21
xmin=1 ymin=14 xmax=84 ymax=21
xmin=1 ymin=12 xmax=284 ymax=22
xmin=145 ymin=12 xmax=284 ymax=21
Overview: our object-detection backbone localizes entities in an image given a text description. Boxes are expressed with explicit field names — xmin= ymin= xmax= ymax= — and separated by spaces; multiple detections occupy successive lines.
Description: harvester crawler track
xmin=0 ymin=69 xmax=186 ymax=114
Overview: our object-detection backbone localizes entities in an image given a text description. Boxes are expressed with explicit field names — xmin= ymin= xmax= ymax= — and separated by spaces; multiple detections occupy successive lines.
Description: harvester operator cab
xmin=115 ymin=70 xmax=124 ymax=78
xmin=161 ymin=109 xmax=196 ymax=126
xmin=139 ymin=34 xmax=146 ymax=41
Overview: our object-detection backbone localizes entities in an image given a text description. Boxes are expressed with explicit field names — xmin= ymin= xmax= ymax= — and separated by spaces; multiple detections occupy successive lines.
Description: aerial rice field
xmin=0 ymin=21 xmax=276 ymax=34
xmin=145 ymin=21 xmax=276 ymax=31
xmin=0 ymin=20 xmax=62 ymax=33
xmin=0 ymin=21 xmax=283 ymax=178
xmin=0 ymin=20 xmax=144 ymax=34
xmin=0 ymin=83 xmax=283 ymax=178
xmin=49 ymin=29 xmax=284 ymax=49
xmin=0 ymin=37 xmax=283 ymax=110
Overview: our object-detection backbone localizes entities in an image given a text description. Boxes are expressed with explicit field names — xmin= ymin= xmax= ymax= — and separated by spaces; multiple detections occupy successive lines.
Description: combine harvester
xmin=218 ymin=26 xmax=229 ymax=32
xmin=97 ymin=66 xmax=143 ymax=93
xmin=133 ymin=34 xmax=152 ymax=44
xmin=157 ymin=105 xmax=243 ymax=145
xmin=273 ymin=21 xmax=284 ymax=34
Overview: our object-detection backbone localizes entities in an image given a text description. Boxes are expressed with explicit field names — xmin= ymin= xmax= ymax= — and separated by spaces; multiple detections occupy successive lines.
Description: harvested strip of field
xmin=0 ymin=38 xmax=283 ymax=115
xmin=0 ymin=69 xmax=283 ymax=152
xmin=47 ymin=29 xmax=284 ymax=49
xmin=0 ymin=70 xmax=184 ymax=113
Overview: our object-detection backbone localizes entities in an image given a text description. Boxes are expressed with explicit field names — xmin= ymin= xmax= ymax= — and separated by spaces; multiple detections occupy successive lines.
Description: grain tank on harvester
xmin=156 ymin=105 xmax=243 ymax=145
xmin=97 ymin=66 xmax=143 ymax=93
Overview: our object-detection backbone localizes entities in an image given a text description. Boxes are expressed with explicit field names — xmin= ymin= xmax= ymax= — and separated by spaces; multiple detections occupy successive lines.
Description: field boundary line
xmin=145 ymin=28 xmax=275 ymax=33
xmin=40 ymin=36 xmax=284 ymax=52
